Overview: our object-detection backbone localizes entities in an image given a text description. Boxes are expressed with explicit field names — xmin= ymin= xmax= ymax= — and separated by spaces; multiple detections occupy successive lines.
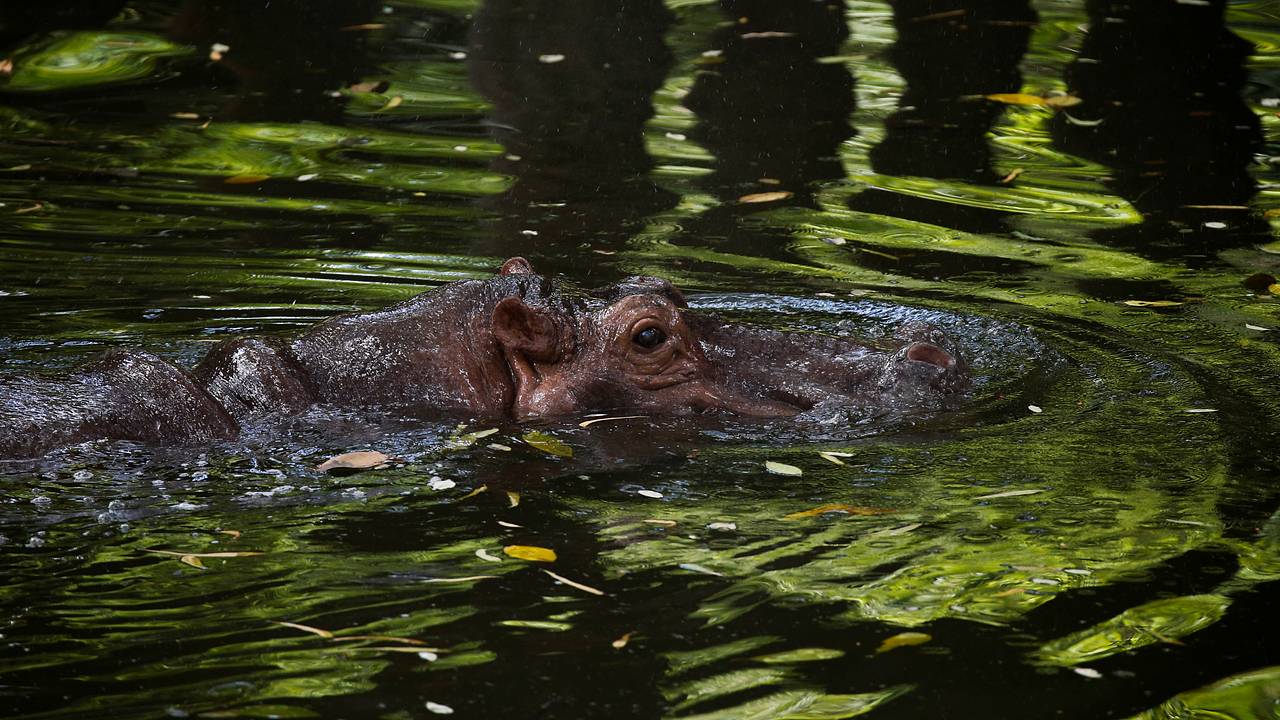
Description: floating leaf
xmin=817 ymin=452 xmax=846 ymax=466
xmin=753 ymin=647 xmax=845 ymax=663
xmin=876 ymin=632 xmax=932 ymax=653
xmin=637 ymin=489 xmax=664 ymax=499
xmin=217 ymin=529 xmax=242 ymax=539
xmin=347 ymin=79 xmax=389 ymax=93
xmin=1245 ymin=324 xmax=1271 ymax=332
xmin=144 ymin=548 xmax=264 ymax=558
xmin=974 ymin=488 xmax=1045 ymax=500
xmin=522 ymin=431 xmax=573 ymax=458
xmin=1043 ymin=94 xmax=1083 ymax=108
xmin=764 ymin=460 xmax=802 ymax=476
xmin=738 ymin=191 xmax=793 ymax=204
xmin=578 ymin=415 xmax=645 ymax=428
xmin=543 ymin=569 xmax=606 ymax=596
xmin=984 ymin=92 xmax=1050 ymax=106
xmin=1000 ymin=168 xmax=1025 ymax=184
xmin=612 ymin=631 xmax=635 ymax=649
xmin=506 ymin=491 xmax=520 ymax=508
xmin=332 ymin=635 xmax=428 ymax=645
xmin=461 ymin=484 xmax=488 ymax=500
xmin=1028 ymin=405 xmax=1043 ymax=413
xmin=475 ymin=548 xmax=502 ymax=563
xmin=783 ymin=504 xmax=893 ymax=520
xmin=504 ymin=545 xmax=557 ymax=562
xmin=379 ymin=95 xmax=403 ymax=111
xmin=179 ymin=555 xmax=205 ymax=570
xmin=867 ymin=523 xmax=922 ymax=537
xmin=224 ymin=174 xmax=271 ymax=185
xmin=644 ymin=519 xmax=677 ymax=527
xmin=274 ymin=621 xmax=335 ymax=639
xmin=499 ymin=620 xmax=573 ymax=631
xmin=707 ymin=522 xmax=737 ymax=531
xmin=1121 ymin=300 xmax=1184 ymax=308
xmin=1073 ymin=667 xmax=1103 ymax=679
xmin=315 ymin=450 xmax=387 ymax=472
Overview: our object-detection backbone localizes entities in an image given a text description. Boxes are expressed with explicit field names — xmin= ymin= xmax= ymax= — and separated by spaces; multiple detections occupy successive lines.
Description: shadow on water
xmin=1 ymin=0 xmax=1280 ymax=718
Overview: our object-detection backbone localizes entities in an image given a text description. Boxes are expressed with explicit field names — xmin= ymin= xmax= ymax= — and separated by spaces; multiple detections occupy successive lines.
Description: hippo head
xmin=489 ymin=258 xmax=966 ymax=420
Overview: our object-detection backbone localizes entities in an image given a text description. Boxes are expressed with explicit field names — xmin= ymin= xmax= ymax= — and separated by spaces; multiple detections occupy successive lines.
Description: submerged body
xmin=0 ymin=258 xmax=965 ymax=457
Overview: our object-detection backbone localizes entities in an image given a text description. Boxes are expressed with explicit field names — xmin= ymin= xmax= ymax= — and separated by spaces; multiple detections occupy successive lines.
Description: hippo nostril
xmin=905 ymin=342 xmax=956 ymax=369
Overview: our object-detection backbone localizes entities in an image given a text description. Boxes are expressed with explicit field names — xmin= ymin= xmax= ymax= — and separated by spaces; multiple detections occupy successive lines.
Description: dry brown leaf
xmin=1043 ymin=95 xmax=1083 ymax=109
xmin=347 ymin=80 xmax=389 ymax=94
xmin=738 ymin=191 xmax=793 ymax=204
xmin=783 ymin=503 xmax=894 ymax=520
xmin=217 ymin=529 xmax=242 ymax=539
xmin=315 ymin=450 xmax=387 ymax=472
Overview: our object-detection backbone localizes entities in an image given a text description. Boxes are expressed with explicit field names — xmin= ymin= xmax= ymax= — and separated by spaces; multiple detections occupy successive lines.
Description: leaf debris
xmin=542 ymin=569 xmax=606 ymax=596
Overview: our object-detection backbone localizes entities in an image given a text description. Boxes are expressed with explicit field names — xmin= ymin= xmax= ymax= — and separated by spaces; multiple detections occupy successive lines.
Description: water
xmin=2 ymin=1 xmax=1280 ymax=718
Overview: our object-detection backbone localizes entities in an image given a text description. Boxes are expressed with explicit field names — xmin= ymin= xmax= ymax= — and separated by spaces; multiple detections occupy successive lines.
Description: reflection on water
xmin=2 ymin=1 xmax=1280 ymax=718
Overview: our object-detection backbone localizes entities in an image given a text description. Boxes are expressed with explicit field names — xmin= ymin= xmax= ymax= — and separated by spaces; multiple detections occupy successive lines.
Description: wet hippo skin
xmin=0 ymin=258 xmax=966 ymax=457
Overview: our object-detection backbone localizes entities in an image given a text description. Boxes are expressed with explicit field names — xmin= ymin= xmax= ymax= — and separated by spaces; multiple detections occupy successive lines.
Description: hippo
xmin=0 ymin=258 xmax=965 ymax=458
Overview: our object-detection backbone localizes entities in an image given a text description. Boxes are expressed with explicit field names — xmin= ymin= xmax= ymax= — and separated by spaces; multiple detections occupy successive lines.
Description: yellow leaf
xmin=783 ymin=503 xmax=894 ymax=520
xmin=179 ymin=555 xmax=206 ymax=570
xmin=876 ymin=632 xmax=932 ymax=653
xmin=506 ymin=491 xmax=521 ymax=508
xmin=316 ymin=450 xmax=387 ymax=472
xmin=1121 ymin=300 xmax=1184 ymax=308
xmin=504 ymin=545 xmax=557 ymax=562
xmin=612 ymin=631 xmax=635 ymax=649
xmin=817 ymin=452 xmax=846 ymax=466
xmin=1269 ymin=284 xmax=1280 ymax=295
xmin=224 ymin=174 xmax=271 ymax=185
xmin=379 ymin=95 xmax=403 ymax=111
xmin=984 ymin=93 xmax=1048 ymax=106
xmin=461 ymin=484 xmax=488 ymax=500
xmin=522 ymin=431 xmax=573 ymax=458
xmin=738 ymin=191 xmax=793 ymax=204
xmin=218 ymin=529 xmax=242 ymax=539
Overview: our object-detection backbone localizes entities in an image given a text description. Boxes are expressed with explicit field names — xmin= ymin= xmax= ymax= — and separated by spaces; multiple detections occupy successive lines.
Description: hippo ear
xmin=498 ymin=257 xmax=535 ymax=276
xmin=492 ymin=297 xmax=560 ymax=363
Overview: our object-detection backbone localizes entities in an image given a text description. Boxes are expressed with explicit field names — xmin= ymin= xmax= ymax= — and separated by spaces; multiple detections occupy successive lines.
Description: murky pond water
xmin=3 ymin=1 xmax=1280 ymax=718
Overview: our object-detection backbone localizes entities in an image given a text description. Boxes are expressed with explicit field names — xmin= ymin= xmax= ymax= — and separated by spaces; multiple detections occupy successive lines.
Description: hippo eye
xmin=632 ymin=326 xmax=667 ymax=350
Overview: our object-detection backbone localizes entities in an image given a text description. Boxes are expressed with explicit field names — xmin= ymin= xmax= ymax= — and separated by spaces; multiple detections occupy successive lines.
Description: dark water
xmin=2 ymin=1 xmax=1280 ymax=718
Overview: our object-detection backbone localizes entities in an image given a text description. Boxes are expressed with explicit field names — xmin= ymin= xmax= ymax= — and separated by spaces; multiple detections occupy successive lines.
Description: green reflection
xmin=1 ymin=32 xmax=191 ymax=93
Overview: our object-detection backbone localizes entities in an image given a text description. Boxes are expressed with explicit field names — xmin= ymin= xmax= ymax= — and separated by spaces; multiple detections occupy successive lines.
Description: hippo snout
xmin=878 ymin=325 xmax=968 ymax=399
